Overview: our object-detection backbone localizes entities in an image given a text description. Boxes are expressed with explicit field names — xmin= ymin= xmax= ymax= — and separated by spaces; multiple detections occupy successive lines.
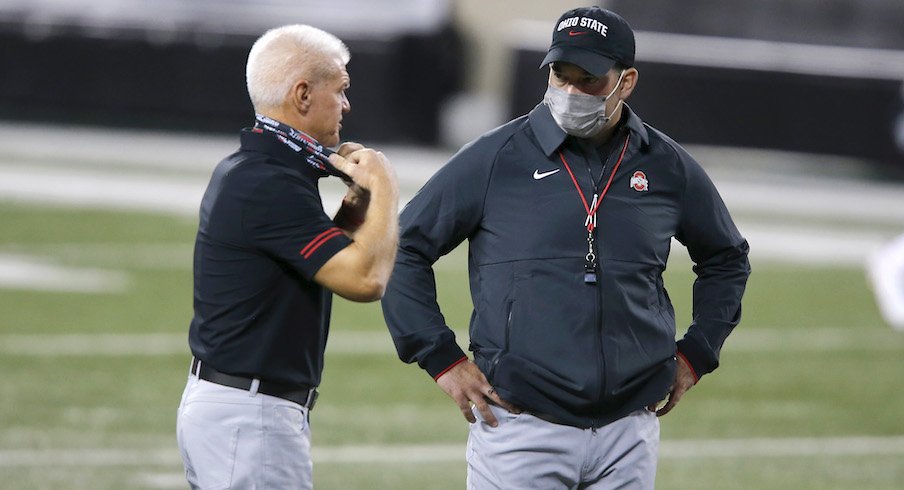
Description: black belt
xmin=191 ymin=358 xmax=318 ymax=410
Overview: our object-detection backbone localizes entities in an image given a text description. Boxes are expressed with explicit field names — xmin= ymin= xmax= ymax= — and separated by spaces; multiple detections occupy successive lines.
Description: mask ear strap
xmin=600 ymin=98 xmax=623 ymax=124
xmin=601 ymin=70 xmax=628 ymax=122
xmin=609 ymin=70 xmax=627 ymax=98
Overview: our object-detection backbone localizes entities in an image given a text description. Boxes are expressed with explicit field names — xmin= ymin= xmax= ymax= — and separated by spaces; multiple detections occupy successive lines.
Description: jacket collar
xmin=528 ymin=102 xmax=650 ymax=157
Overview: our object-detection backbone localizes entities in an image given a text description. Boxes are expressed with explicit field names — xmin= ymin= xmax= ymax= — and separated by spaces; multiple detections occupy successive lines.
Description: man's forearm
xmin=348 ymin=182 xmax=398 ymax=287
xmin=381 ymin=247 xmax=467 ymax=375
xmin=679 ymin=241 xmax=750 ymax=377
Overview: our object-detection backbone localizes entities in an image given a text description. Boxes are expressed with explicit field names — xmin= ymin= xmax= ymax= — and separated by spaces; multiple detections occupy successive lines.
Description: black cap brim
xmin=539 ymin=46 xmax=616 ymax=76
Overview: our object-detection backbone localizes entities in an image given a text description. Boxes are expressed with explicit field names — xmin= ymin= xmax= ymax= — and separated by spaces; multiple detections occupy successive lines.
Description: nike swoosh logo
xmin=533 ymin=168 xmax=560 ymax=180
xmin=568 ymin=31 xmax=588 ymax=36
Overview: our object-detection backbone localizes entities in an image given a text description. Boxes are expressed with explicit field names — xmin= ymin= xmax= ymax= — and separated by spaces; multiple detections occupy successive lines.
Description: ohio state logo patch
xmin=630 ymin=170 xmax=649 ymax=192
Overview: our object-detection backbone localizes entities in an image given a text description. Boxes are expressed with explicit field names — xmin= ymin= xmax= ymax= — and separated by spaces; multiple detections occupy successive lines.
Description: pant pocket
xmin=472 ymin=403 xmax=520 ymax=428
xmin=263 ymin=403 xmax=312 ymax=489
xmin=263 ymin=431 xmax=312 ymax=489
xmin=270 ymin=404 xmax=307 ymax=434
xmin=178 ymin=412 xmax=239 ymax=490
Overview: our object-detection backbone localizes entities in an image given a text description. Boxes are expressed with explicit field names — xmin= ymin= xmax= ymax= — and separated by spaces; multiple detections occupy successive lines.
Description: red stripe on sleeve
xmin=300 ymin=227 xmax=340 ymax=256
xmin=676 ymin=350 xmax=699 ymax=383
xmin=433 ymin=356 xmax=468 ymax=381
xmin=302 ymin=229 xmax=344 ymax=259
xmin=300 ymin=227 xmax=344 ymax=258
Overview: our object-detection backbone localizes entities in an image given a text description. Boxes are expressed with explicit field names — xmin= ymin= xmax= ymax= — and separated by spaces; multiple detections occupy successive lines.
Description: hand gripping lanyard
xmin=253 ymin=114 xmax=352 ymax=183
xmin=558 ymin=134 xmax=631 ymax=284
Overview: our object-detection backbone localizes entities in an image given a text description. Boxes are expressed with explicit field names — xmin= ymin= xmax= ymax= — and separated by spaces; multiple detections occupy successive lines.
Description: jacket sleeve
xmin=674 ymin=152 xmax=751 ymax=380
xmin=381 ymin=140 xmax=495 ymax=379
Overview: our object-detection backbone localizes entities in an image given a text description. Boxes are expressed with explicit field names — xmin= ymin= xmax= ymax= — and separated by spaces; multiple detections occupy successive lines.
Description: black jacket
xmin=381 ymin=104 xmax=750 ymax=428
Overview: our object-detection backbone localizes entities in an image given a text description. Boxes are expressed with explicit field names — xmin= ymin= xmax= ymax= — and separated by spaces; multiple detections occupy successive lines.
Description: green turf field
xmin=1 ymin=202 xmax=902 ymax=489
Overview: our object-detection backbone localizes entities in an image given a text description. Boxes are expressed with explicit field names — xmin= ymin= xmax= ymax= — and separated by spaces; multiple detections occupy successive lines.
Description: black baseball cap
xmin=539 ymin=7 xmax=635 ymax=75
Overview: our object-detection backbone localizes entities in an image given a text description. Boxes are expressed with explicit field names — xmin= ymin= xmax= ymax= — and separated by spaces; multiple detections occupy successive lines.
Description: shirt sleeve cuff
xmin=676 ymin=337 xmax=718 ymax=380
xmin=420 ymin=340 xmax=468 ymax=380
xmin=300 ymin=232 xmax=352 ymax=279
xmin=675 ymin=350 xmax=699 ymax=383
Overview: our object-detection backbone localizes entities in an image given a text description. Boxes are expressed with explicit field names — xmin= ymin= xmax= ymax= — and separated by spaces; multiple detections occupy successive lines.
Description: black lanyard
xmin=558 ymin=134 xmax=631 ymax=284
xmin=252 ymin=114 xmax=350 ymax=182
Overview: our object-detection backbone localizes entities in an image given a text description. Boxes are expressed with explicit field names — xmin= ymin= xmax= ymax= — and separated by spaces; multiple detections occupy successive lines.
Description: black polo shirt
xmin=188 ymin=128 xmax=352 ymax=388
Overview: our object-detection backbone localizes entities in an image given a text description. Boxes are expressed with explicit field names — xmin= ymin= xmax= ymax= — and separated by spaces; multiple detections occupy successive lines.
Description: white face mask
xmin=543 ymin=70 xmax=626 ymax=138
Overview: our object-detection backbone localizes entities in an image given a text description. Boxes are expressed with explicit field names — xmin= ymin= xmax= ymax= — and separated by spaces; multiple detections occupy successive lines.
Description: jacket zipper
xmin=504 ymin=299 xmax=514 ymax=352
xmin=589 ymin=139 xmax=619 ymax=426
xmin=568 ymin=135 xmax=626 ymax=426
xmin=492 ymin=299 xmax=514 ymax=376
xmin=593 ymin=228 xmax=605 ymax=427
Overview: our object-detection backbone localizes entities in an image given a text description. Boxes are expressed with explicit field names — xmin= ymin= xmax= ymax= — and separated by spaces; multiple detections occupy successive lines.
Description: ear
xmin=618 ymin=67 xmax=638 ymax=100
xmin=291 ymin=79 xmax=313 ymax=114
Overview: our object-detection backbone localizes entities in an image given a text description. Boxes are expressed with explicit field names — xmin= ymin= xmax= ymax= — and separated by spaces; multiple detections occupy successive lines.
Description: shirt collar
xmin=621 ymin=104 xmax=650 ymax=148
xmin=239 ymin=128 xmax=326 ymax=179
xmin=528 ymin=103 xmax=568 ymax=157
xmin=528 ymin=102 xmax=650 ymax=157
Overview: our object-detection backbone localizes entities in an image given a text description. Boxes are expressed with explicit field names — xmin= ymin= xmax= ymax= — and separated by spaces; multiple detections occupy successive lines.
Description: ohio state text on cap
xmin=539 ymin=6 xmax=636 ymax=76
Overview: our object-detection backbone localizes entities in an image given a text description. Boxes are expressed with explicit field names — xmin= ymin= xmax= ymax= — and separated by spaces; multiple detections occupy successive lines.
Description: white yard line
xmin=0 ymin=165 xmax=209 ymax=216
xmin=0 ymin=332 xmax=393 ymax=356
xmin=2 ymin=122 xmax=904 ymax=267
xmin=132 ymin=472 xmax=189 ymax=489
xmin=0 ymin=122 xmax=449 ymax=181
xmin=738 ymin=223 xmax=891 ymax=267
xmin=727 ymin=327 xmax=904 ymax=351
xmin=6 ymin=158 xmax=904 ymax=225
xmin=0 ymin=244 xmax=194 ymax=270
xmin=0 ymin=254 xmax=128 ymax=293
xmin=2 ymin=163 xmax=902 ymax=266
xmin=0 ymin=234 xmax=880 ymax=292
xmin=663 ymin=436 xmax=904 ymax=459
xmin=0 ymin=333 xmax=190 ymax=356
xmin=0 ymin=448 xmax=177 ymax=467
xmin=3 ymin=128 xmax=904 ymax=267
xmin=1 ymin=327 xmax=901 ymax=357
xmin=2 ymin=436 xmax=903 ymax=469
xmin=0 ymin=163 xmax=404 ymax=218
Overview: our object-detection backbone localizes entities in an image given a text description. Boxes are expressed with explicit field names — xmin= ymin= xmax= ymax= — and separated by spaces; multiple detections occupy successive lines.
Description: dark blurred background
xmin=1 ymin=0 xmax=903 ymax=167
xmin=0 ymin=0 xmax=466 ymax=144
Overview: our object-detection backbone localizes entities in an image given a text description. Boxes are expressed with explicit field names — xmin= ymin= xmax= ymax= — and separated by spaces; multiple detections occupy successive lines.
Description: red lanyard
xmin=558 ymin=134 xmax=631 ymax=232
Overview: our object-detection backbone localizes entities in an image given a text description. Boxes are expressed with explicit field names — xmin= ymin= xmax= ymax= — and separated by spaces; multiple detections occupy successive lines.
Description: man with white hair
xmin=176 ymin=25 xmax=398 ymax=489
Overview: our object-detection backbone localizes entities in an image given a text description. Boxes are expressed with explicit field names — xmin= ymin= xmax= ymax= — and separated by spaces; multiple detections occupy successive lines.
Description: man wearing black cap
xmin=381 ymin=6 xmax=749 ymax=488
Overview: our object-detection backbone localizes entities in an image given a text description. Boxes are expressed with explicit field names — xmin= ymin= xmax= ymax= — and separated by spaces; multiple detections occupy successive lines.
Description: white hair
xmin=246 ymin=24 xmax=351 ymax=111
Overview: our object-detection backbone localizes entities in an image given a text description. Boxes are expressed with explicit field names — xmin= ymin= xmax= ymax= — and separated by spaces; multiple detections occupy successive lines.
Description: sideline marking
xmin=2 ymin=436 xmax=904 ymax=468
xmin=2 ymin=327 xmax=902 ymax=357
xmin=0 ymin=244 xmax=194 ymax=270
xmin=0 ymin=332 xmax=392 ymax=356
xmin=0 ymin=254 xmax=127 ymax=293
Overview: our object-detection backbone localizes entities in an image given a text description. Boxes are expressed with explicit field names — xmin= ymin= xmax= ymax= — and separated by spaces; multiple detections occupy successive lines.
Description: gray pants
xmin=176 ymin=373 xmax=313 ymax=489
xmin=467 ymin=405 xmax=659 ymax=489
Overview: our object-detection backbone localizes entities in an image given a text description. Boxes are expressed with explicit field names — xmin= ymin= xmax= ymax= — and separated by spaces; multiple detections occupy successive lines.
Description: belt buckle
xmin=305 ymin=389 xmax=319 ymax=410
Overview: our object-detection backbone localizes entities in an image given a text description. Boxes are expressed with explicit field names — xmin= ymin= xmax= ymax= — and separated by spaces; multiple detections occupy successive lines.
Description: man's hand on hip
xmin=435 ymin=360 xmax=520 ymax=427
xmin=647 ymin=354 xmax=696 ymax=417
